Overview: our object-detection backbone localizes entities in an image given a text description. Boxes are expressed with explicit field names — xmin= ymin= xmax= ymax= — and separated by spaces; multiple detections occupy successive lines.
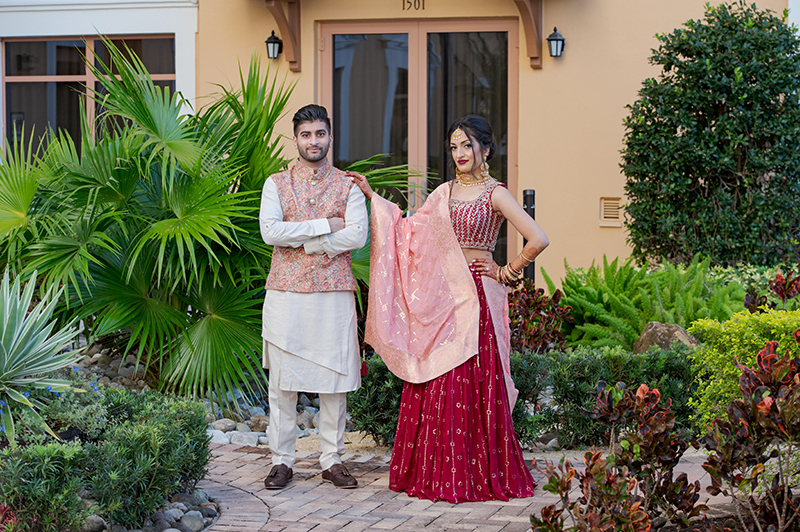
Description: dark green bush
xmin=348 ymin=355 xmax=403 ymax=447
xmin=86 ymin=388 xmax=211 ymax=526
xmin=537 ymin=344 xmax=697 ymax=448
xmin=0 ymin=385 xmax=210 ymax=530
xmin=0 ymin=442 xmax=89 ymax=532
xmin=621 ymin=1 xmax=800 ymax=267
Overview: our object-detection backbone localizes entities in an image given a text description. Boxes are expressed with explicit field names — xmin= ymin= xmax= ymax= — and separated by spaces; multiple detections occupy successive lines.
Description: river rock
xmin=258 ymin=435 xmax=269 ymax=445
xmin=250 ymin=415 xmax=268 ymax=432
xmin=111 ymin=525 xmax=127 ymax=532
xmin=632 ymin=322 xmax=700 ymax=354
xmin=180 ymin=514 xmax=204 ymax=532
xmin=212 ymin=418 xmax=236 ymax=432
xmin=81 ymin=515 xmax=107 ymax=532
xmin=296 ymin=409 xmax=315 ymax=430
xmin=171 ymin=493 xmax=201 ymax=507
xmin=164 ymin=508 xmax=185 ymax=521
xmin=249 ymin=405 xmax=266 ymax=417
xmin=235 ymin=422 xmax=251 ymax=432
xmin=229 ymin=431 xmax=260 ymax=447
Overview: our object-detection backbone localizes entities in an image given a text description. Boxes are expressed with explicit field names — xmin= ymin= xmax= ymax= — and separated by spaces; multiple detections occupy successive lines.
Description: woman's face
xmin=450 ymin=128 xmax=484 ymax=175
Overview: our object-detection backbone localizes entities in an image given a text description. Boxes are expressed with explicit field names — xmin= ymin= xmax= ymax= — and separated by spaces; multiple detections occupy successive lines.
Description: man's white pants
xmin=267 ymin=345 xmax=348 ymax=470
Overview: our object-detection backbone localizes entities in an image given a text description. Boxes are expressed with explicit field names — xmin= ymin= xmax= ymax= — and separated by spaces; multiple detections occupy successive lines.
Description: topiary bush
xmin=688 ymin=308 xmax=800 ymax=428
xmin=621 ymin=1 xmax=800 ymax=267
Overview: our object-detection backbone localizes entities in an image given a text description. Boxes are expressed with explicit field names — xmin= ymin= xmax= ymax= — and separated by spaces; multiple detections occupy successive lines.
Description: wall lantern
xmin=265 ymin=31 xmax=283 ymax=60
xmin=546 ymin=27 xmax=565 ymax=57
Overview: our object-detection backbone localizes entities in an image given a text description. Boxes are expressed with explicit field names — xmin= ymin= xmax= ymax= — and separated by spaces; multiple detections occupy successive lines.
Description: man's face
xmin=294 ymin=120 xmax=331 ymax=164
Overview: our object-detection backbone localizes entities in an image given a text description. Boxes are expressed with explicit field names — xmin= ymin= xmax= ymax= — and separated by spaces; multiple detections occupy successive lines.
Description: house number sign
xmin=402 ymin=0 xmax=425 ymax=10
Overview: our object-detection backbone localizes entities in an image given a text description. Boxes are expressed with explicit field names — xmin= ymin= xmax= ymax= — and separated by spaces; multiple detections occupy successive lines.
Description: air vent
xmin=599 ymin=197 xmax=622 ymax=227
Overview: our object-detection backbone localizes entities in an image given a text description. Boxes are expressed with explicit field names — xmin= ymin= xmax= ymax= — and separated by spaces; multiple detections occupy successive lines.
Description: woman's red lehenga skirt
xmin=388 ymin=270 xmax=536 ymax=503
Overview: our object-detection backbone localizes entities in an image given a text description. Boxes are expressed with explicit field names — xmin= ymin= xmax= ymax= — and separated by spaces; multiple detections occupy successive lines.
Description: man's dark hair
xmin=292 ymin=104 xmax=331 ymax=136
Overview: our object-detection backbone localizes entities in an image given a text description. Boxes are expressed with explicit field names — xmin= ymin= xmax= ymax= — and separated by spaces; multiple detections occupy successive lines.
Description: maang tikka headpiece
xmin=451 ymin=128 xmax=465 ymax=142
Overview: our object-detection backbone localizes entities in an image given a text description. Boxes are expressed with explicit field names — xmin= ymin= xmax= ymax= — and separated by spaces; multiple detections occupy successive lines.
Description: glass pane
xmin=333 ymin=33 xmax=408 ymax=208
xmin=427 ymin=32 xmax=508 ymax=262
xmin=5 ymin=81 xmax=83 ymax=154
xmin=95 ymin=38 xmax=175 ymax=75
xmin=5 ymin=40 xmax=85 ymax=76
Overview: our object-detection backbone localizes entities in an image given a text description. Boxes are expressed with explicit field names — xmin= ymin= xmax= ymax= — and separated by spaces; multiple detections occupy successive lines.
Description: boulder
xmin=632 ymin=322 xmax=700 ymax=354
xmin=250 ymin=415 xmax=268 ymax=432
xmin=207 ymin=429 xmax=230 ymax=444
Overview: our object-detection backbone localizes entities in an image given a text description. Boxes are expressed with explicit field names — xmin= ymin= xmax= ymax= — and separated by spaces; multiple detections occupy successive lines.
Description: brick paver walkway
xmin=198 ymin=443 xmax=732 ymax=532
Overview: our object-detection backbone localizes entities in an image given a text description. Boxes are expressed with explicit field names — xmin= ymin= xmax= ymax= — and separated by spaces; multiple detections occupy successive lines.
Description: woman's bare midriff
xmin=462 ymin=248 xmax=492 ymax=264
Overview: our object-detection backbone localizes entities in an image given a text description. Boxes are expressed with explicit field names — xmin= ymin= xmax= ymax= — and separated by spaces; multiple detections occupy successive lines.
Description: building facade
xmin=1 ymin=0 xmax=795 ymax=283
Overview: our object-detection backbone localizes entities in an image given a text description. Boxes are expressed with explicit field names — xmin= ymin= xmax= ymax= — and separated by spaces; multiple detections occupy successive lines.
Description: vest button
xmin=309 ymin=198 xmax=316 ymax=205
xmin=311 ymin=265 xmax=316 ymax=270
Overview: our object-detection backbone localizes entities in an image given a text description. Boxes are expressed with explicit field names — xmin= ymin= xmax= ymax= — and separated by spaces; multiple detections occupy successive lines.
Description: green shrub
xmin=348 ymin=355 xmax=403 ymax=447
xmin=709 ymin=263 xmax=797 ymax=293
xmin=688 ymin=309 xmax=800 ymax=428
xmin=0 ymin=442 xmax=89 ymax=532
xmin=541 ymin=344 xmax=697 ymax=447
xmin=85 ymin=388 xmax=210 ymax=526
xmin=621 ymin=1 xmax=800 ymax=267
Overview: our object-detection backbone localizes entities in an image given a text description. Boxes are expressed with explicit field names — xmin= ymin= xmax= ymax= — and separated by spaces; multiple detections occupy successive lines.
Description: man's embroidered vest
xmin=265 ymin=163 xmax=357 ymax=293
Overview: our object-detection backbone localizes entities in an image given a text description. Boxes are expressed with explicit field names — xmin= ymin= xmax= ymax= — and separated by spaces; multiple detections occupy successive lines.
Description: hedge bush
xmin=348 ymin=355 xmax=404 ymax=447
xmin=688 ymin=309 xmax=800 ymax=428
xmin=0 ymin=385 xmax=210 ymax=530
xmin=0 ymin=442 xmax=89 ymax=532
xmin=532 ymin=344 xmax=697 ymax=448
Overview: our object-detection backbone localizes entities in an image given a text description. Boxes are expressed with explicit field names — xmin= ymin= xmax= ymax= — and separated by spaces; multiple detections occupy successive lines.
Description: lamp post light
xmin=546 ymin=27 xmax=565 ymax=58
xmin=266 ymin=31 xmax=283 ymax=60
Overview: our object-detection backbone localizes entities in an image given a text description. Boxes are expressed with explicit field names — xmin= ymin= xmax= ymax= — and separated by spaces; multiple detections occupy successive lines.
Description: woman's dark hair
xmin=292 ymin=104 xmax=332 ymax=136
xmin=446 ymin=115 xmax=497 ymax=178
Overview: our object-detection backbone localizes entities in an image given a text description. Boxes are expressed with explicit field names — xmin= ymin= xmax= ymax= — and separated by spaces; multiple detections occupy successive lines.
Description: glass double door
xmin=321 ymin=20 xmax=518 ymax=262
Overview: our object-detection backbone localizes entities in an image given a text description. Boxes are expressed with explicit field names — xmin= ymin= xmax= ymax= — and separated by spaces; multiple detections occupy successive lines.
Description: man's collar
xmin=293 ymin=158 xmax=331 ymax=180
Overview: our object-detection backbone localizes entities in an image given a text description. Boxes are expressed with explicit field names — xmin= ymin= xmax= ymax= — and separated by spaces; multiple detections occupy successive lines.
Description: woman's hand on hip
xmin=346 ymin=171 xmax=374 ymax=200
xmin=470 ymin=258 xmax=500 ymax=281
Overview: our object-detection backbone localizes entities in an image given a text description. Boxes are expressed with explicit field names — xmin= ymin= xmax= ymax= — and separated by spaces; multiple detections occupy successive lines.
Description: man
xmin=259 ymin=104 xmax=367 ymax=489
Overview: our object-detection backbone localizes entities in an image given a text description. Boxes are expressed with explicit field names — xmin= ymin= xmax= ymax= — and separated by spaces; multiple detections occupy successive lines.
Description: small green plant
xmin=0 ymin=271 xmax=82 ymax=445
xmin=688 ymin=309 xmax=800 ymax=428
xmin=697 ymin=330 xmax=800 ymax=532
xmin=348 ymin=354 xmax=403 ymax=447
xmin=0 ymin=442 xmax=89 ymax=532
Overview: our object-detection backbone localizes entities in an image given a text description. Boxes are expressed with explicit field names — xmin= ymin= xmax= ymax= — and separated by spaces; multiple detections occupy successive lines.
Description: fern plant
xmin=543 ymin=254 xmax=745 ymax=350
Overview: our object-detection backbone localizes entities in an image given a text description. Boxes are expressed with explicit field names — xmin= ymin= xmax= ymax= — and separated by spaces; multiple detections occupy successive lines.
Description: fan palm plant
xmin=0 ymin=271 xmax=82 ymax=445
xmin=0 ymin=37 xmax=423 ymax=413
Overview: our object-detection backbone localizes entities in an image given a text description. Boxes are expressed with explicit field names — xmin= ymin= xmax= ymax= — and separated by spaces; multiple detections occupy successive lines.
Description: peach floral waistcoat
xmin=265 ymin=163 xmax=357 ymax=293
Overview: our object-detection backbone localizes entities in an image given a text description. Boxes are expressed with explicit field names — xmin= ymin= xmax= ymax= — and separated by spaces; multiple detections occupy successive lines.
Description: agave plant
xmin=0 ymin=271 xmax=82 ymax=445
xmin=0 ymin=37 xmax=422 ymax=411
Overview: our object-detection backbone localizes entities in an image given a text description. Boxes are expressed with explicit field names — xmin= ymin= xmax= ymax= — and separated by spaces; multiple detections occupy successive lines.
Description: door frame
xmin=319 ymin=19 xmax=519 ymax=256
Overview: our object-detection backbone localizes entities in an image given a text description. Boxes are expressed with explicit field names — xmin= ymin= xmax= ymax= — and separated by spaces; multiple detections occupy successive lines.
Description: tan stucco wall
xmin=196 ymin=0 xmax=788 ymax=286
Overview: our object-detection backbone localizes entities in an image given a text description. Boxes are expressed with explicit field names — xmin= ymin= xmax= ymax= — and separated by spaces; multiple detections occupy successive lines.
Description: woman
xmin=349 ymin=115 xmax=548 ymax=503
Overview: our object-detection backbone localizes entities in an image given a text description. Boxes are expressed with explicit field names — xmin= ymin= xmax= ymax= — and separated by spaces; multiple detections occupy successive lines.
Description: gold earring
xmin=481 ymin=162 xmax=490 ymax=178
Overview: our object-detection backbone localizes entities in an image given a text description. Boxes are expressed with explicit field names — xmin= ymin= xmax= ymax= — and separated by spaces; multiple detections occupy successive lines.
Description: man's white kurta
xmin=259 ymin=177 xmax=367 ymax=393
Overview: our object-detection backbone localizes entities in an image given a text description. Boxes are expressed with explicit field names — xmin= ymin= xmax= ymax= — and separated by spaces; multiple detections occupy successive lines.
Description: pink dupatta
xmin=365 ymin=183 xmax=518 ymax=406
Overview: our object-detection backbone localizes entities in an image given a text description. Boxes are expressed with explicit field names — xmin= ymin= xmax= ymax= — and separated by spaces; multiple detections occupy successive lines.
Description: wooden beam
xmin=514 ymin=0 xmax=543 ymax=69
xmin=265 ymin=0 xmax=301 ymax=72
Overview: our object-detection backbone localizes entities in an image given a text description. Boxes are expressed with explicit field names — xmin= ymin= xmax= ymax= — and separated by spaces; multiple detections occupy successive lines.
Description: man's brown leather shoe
xmin=322 ymin=463 xmax=358 ymax=489
xmin=264 ymin=464 xmax=293 ymax=490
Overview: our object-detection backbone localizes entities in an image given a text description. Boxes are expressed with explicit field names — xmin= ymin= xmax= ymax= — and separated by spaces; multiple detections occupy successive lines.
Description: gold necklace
xmin=455 ymin=170 xmax=491 ymax=187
